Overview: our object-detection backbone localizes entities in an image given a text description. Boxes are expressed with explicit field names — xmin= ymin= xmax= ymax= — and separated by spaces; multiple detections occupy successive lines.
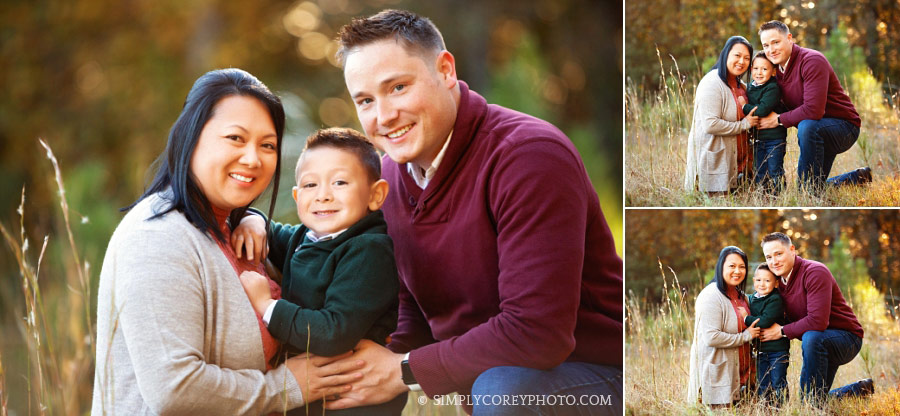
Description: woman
xmin=687 ymin=246 xmax=760 ymax=407
xmin=684 ymin=36 xmax=759 ymax=194
xmin=92 ymin=69 xmax=360 ymax=414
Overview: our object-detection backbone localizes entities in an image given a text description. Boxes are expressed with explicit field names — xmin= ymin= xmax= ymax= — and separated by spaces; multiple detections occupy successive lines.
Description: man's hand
xmin=324 ymin=339 xmax=408 ymax=410
xmin=238 ymin=271 xmax=274 ymax=315
xmin=758 ymin=112 xmax=780 ymax=129
xmin=760 ymin=322 xmax=783 ymax=342
xmin=232 ymin=214 xmax=268 ymax=263
xmin=285 ymin=351 xmax=365 ymax=403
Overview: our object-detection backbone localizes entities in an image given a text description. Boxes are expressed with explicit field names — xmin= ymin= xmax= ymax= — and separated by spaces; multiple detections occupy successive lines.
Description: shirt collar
xmin=779 ymin=56 xmax=791 ymax=73
xmin=305 ymin=228 xmax=347 ymax=243
xmin=407 ymin=130 xmax=453 ymax=189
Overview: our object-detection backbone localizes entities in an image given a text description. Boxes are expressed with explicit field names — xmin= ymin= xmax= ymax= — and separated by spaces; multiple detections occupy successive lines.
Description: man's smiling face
xmin=343 ymin=40 xmax=458 ymax=171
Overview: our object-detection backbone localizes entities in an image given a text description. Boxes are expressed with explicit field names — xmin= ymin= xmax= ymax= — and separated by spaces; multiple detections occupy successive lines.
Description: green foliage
xmin=827 ymin=234 xmax=898 ymax=339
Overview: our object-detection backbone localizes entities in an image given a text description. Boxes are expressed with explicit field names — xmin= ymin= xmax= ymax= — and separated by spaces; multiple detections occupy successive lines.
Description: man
xmin=326 ymin=9 xmax=623 ymax=415
xmin=759 ymin=232 xmax=873 ymax=400
xmin=756 ymin=20 xmax=871 ymax=189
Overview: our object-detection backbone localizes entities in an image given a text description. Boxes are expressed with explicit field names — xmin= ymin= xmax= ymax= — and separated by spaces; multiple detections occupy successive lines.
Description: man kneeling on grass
xmin=759 ymin=232 xmax=873 ymax=402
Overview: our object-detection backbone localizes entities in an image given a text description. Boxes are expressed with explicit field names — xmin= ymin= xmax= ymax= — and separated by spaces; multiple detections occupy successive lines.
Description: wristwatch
xmin=777 ymin=115 xmax=783 ymax=126
xmin=401 ymin=353 xmax=422 ymax=391
xmin=780 ymin=327 xmax=786 ymax=338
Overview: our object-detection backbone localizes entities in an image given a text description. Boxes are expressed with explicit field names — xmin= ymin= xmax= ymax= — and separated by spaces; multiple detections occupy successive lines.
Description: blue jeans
xmin=753 ymin=139 xmax=786 ymax=194
xmin=470 ymin=363 xmax=622 ymax=416
xmin=756 ymin=350 xmax=789 ymax=404
xmin=796 ymin=118 xmax=861 ymax=188
xmin=799 ymin=329 xmax=863 ymax=400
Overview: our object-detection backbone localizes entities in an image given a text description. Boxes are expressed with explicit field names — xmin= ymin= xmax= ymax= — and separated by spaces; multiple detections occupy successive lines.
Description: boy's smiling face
xmin=293 ymin=146 xmax=387 ymax=237
xmin=751 ymin=56 xmax=776 ymax=85
xmin=753 ymin=268 xmax=778 ymax=296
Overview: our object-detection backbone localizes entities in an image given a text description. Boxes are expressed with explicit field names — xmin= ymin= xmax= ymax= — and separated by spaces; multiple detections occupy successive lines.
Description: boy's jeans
xmin=799 ymin=329 xmax=862 ymax=399
xmin=795 ymin=118 xmax=861 ymax=188
xmin=756 ymin=350 xmax=789 ymax=404
xmin=753 ymin=139 xmax=786 ymax=194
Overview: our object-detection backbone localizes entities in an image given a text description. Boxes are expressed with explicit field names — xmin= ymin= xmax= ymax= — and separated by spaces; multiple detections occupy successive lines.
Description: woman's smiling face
xmin=190 ymin=95 xmax=278 ymax=212
xmin=722 ymin=253 xmax=747 ymax=288
xmin=726 ymin=43 xmax=751 ymax=78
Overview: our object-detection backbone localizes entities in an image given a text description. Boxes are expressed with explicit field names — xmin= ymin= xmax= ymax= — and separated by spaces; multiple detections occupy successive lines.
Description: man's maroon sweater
xmin=780 ymin=256 xmax=864 ymax=340
xmin=383 ymin=81 xmax=623 ymax=396
xmin=776 ymin=44 xmax=860 ymax=128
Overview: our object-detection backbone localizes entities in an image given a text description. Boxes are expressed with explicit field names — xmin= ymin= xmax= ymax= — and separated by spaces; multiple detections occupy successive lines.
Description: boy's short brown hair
xmin=753 ymin=51 xmax=774 ymax=68
xmin=335 ymin=9 xmax=446 ymax=66
xmin=296 ymin=127 xmax=381 ymax=183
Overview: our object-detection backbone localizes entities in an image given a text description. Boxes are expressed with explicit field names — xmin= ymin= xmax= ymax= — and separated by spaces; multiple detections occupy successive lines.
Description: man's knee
xmin=796 ymin=120 xmax=819 ymax=146
xmin=801 ymin=331 xmax=827 ymax=354
xmin=472 ymin=366 xmax=538 ymax=397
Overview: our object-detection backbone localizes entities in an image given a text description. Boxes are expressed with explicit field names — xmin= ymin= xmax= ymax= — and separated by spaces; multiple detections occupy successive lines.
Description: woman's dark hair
xmin=712 ymin=245 xmax=749 ymax=297
xmin=124 ymin=68 xmax=285 ymax=243
xmin=711 ymin=36 xmax=754 ymax=84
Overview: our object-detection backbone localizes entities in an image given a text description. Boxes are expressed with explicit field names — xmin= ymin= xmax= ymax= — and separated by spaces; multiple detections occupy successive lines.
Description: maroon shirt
xmin=383 ymin=81 xmax=623 ymax=396
xmin=780 ymin=256 xmax=864 ymax=340
xmin=776 ymin=45 xmax=860 ymax=128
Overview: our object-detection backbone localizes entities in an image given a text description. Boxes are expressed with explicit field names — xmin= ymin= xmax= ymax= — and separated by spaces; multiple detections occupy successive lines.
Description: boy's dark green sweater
xmin=265 ymin=210 xmax=399 ymax=356
xmin=744 ymin=289 xmax=790 ymax=352
xmin=742 ymin=79 xmax=788 ymax=142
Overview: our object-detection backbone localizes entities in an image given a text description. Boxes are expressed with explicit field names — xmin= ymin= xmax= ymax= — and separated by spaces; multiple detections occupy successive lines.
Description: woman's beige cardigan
xmin=92 ymin=193 xmax=304 ymax=415
xmin=684 ymin=70 xmax=752 ymax=192
xmin=687 ymin=283 xmax=754 ymax=405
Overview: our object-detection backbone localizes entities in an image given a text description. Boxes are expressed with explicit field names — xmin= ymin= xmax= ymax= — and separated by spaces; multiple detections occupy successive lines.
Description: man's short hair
xmin=759 ymin=20 xmax=790 ymax=36
xmin=761 ymin=232 xmax=792 ymax=248
xmin=335 ymin=9 xmax=446 ymax=66
xmin=296 ymin=127 xmax=381 ymax=183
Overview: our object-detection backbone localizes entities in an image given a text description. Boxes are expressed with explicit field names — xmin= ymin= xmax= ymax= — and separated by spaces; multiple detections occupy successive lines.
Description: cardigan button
xmin=408 ymin=196 xmax=416 ymax=206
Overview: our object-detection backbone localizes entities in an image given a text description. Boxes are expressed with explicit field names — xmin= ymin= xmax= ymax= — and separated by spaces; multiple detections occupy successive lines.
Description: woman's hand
xmin=232 ymin=214 xmax=268 ymax=263
xmin=743 ymin=106 xmax=758 ymax=127
xmin=746 ymin=318 xmax=761 ymax=339
xmin=285 ymin=352 xmax=365 ymax=403
xmin=238 ymin=271 xmax=274 ymax=315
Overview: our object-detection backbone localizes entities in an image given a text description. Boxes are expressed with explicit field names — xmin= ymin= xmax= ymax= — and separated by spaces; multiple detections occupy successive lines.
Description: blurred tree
xmin=627 ymin=0 xmax=900 ymax=93
xmin=626 ymin=209 xmax=900 ymax=302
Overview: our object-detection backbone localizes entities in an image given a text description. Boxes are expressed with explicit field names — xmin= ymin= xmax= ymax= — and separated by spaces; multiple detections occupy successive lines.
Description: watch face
xmin=401 ymin=360 xmax=416 ymax=385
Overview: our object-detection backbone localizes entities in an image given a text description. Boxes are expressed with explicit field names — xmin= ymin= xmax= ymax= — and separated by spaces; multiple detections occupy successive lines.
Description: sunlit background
xmin=0 ymin=0 xmax=622 ymax=413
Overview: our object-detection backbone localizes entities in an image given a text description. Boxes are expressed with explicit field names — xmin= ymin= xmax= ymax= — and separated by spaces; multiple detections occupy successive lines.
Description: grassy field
xmin=626 ymin=258 xmax=900 ymax=415
xmin=625 ymin=53 xmax=900 ymax=207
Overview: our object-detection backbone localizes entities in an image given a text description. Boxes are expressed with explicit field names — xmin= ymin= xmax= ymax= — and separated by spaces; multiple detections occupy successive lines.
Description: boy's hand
xmin=737 ymin=96 xmax=747 ymax=107
xmin=232 ymin=214 xmax=268 ymax=263
xmin=737 ymin=306 xmax=748 ymax=321
xmin=238 ymin=271 xmax=274 ymax=316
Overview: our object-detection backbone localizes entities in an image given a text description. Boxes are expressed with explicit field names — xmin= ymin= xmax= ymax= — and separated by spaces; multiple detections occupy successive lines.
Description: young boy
xmin=234 ymin=127 xmax=406 ymax=415
xmin=741 ymin=51 xmax=789 ymax=195
xmin=741 ymin=263 xmax=790 ymax=405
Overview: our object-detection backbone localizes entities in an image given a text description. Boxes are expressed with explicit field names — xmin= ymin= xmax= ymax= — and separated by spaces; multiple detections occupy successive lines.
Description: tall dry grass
xmin=626 ymin=258 xmax=900 ymax=415
xmin=625 ymin=49 xmax=900 ymax=207
xmin=0 ymin=140 xmax=95 ymax=415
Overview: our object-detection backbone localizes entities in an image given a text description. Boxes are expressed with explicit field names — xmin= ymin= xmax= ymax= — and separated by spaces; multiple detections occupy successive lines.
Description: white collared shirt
xmin=305 ymin=229 xmax=347 ymax=243
xmin=779 ymin=56 xmax=791 ymax=73
xmin=407 ymin=131 xmax=453 ymax=189
xmin=780 ymin=266 xmax=794 ymax=286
